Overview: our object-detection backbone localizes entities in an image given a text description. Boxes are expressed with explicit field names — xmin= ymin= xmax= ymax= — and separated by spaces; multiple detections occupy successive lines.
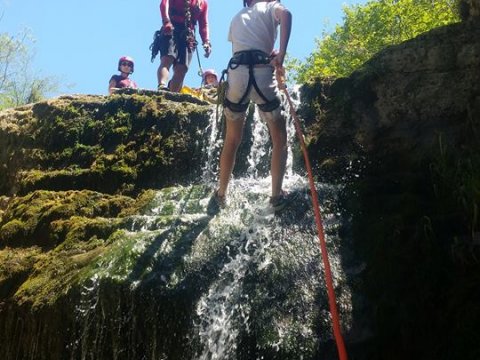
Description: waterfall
xmin=70 ymin=89 xmax=355 ymax=360
xmin=194 ymin=91 xmax=353 ymax=359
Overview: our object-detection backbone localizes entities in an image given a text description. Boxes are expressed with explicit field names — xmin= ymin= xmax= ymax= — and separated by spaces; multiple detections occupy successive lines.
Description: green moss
xmin=119 ymin=189 xmax=157 ymax=216
xmin=0 ymin=187 xmax=184 ymax=306
xmin=0 ymin=246 xmax=41 ymax=283
xmin=0 ymin=190 xmax=135 ymax=248
xmin=52 ymin=216 xmax=123 ymax=249
xmin=14 ymin=251 xmax=82 ymax=308
xmin=0 ymin=219 xmax=28 ymax=240
xmin=2 ymin=93 xmax=211 ymax=195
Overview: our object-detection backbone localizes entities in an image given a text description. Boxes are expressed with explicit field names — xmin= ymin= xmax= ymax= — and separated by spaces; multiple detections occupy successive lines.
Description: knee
xmin=260 ymin=106 xmax=282 ymax=123
xmin=224 ymin=107 xmax=247 ymax=122
xmin=225 ymin=132 xmax=243 ymax=149
xmin=174 ymin=65 xmax=188 ymax=76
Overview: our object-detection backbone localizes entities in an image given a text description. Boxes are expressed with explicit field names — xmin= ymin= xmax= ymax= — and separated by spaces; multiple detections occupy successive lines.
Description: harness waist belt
xmin=230 ymin=50 xmax=271 ymax=67
xmin=224 ymin=49 xmax=281 ymax=113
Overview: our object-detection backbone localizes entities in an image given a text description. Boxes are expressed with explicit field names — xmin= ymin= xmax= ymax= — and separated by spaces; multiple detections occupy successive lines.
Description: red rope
xmin=279 ymin=72 xmax=348 ymax=360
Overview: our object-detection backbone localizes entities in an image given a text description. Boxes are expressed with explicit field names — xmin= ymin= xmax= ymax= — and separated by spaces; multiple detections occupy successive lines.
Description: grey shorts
xmin=159 ymin=25 xmax=193 ymax=68
xmin=224 ymin=65 xmax=282 ymax=122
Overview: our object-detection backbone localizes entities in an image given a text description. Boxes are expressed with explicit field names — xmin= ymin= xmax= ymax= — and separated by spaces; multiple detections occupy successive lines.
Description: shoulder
xmin=270 ymin=1 xmax=286 ymax=10
xmin=269 ymin=1 xmax=288 ymax=19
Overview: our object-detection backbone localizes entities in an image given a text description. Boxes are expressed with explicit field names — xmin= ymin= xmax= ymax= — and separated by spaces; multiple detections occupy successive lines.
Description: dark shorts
xmin=159 ymin=24 xmax=194 ymax=67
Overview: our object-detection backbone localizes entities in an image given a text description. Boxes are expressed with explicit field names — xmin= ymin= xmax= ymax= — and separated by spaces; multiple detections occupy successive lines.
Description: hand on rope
xmin=275 ymin=65 xmax=287 ymax=91
xmin=270 ymin=49 xmax=286 ymax=72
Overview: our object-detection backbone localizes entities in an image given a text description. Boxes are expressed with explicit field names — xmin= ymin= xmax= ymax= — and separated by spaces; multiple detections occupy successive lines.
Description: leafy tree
xmin=0 ymin=28 xmax=58 ymax=110
xmin=294 ymin=0 xmax=460 ymax=82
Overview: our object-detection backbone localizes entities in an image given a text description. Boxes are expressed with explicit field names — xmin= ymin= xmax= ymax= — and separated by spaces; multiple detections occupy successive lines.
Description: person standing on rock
xmin=156 ymin=0 xmax=212 ymax=92
xmin=207 ymin=0 xmax=292 ymax=214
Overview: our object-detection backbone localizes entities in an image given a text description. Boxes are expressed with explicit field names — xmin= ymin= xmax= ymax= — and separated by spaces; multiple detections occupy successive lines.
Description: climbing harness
xmin=223 ymin=50 xmax=281 ymax=113
xmin=276 ymin=69 xmax=349 ymax=360
xmin=184 ymin=0 xmax=207 ymax=84
xmin=149 ymin=30 xmax=163 ymax=62
xmin=150 ymin=0 xmax=201 ymax=64
xmin=213 ymin=70 xmax=228 ymax=134
xmin=184 ymin=0 xmax=197 ymax=51
xmin=195 ymin=38 xmax=204 ymax=79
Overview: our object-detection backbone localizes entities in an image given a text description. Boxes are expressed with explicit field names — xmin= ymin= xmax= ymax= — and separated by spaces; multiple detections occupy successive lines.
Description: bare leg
xmin=217 ymin=114 xmax=246 ymax=197
xmin=157 ymin=55 xmax=174 ymax=88
xmin=169 ymin=64 xmax=188 ymax=92
xmin=265 ymin=111 xmax=287 ymax=198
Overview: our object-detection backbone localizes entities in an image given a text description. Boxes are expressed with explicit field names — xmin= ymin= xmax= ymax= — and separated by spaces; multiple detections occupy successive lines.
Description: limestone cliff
xmin=300 ymin=19 xmax=480 ymax=359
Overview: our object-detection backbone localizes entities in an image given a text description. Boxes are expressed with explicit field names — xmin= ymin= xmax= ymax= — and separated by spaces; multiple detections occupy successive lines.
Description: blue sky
xmin=1 ymin=0 xmax=367 ymax=97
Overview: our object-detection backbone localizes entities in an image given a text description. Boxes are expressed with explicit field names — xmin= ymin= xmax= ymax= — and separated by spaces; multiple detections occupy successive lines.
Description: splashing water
xmin=194 ymin=91 xmax=353 ymax=359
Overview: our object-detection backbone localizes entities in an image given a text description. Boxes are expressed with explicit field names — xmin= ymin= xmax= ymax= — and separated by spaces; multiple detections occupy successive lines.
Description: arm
xmin=160 ymin=0 xmax=174 ymax=34
xmin=160 ymin=0 xmax=170 ymax=24
xmin=271 ymin=4 xmax=292 ymax=68
xmin=198 ymin=1 xmax=211 ymax=57
xmin=108 ymin=77 xmax=117 ymax=94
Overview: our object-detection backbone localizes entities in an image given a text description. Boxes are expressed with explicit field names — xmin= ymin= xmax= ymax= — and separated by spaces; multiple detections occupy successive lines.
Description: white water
xmin=194 ymin=92 xmax=352 ymax=359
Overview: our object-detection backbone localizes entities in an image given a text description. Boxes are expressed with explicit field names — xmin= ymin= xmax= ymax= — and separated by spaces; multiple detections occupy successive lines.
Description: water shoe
xmin=207 ymin=190 xmax=226 ymax=215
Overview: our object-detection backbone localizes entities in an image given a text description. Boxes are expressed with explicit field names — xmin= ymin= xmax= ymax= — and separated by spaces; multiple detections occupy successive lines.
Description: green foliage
xmin=295 ymin=0 xmax=459 ymax=82
xmin=0 ymin=28 xmax=58 ymax=109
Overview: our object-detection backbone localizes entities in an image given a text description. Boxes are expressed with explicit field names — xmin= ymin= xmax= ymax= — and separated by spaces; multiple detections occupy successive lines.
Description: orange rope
xmin=278 ymin=70 xmax=348 ymax=360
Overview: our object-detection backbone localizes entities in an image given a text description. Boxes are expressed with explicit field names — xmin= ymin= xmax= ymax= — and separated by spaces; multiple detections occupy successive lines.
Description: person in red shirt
xmin=157 ymin=0 xmax=212 ymax=92
xmin=109 ymin=56 xmax=138 ymax=94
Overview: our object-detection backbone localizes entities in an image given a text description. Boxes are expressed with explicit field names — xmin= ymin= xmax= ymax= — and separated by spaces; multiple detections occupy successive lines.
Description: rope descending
xmin=276 ymin=68 xmax=349 ymax=360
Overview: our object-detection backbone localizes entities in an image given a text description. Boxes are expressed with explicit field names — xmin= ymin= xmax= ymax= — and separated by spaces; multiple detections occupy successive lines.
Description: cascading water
xmin=70 ymin=89 xmax=357 ymax=360
xmin=194 ymin=90 xmax=353 ymax=359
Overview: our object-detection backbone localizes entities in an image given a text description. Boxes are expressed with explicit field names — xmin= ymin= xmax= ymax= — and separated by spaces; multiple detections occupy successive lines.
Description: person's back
xmin=207 ymin=0 xmax=292 ymax=215
xmin=228 ymin=1 xmax=279 ymax=54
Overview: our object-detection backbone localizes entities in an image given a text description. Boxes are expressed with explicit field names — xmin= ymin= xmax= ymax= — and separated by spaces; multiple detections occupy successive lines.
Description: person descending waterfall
xmin=108 ymin=56 xmax=138 ymax=94
xmin=207 ymin=0 xmax=292 ymax=215
xmin=156 ymin=0 xmax=212 ymax=92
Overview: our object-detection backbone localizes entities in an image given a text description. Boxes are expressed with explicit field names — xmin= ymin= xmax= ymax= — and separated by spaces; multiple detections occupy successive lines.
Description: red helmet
xmin=202 ymin=69 xmax=217 ymax=81
xmin=118 ymin=56 xmax=134 ymax=73
xmin=202 ymin=69 xmax=218 ymax=86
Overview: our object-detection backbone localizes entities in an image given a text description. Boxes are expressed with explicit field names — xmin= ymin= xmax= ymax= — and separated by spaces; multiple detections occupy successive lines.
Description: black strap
xmin=227 ymin=50 xmax=272 ymax=107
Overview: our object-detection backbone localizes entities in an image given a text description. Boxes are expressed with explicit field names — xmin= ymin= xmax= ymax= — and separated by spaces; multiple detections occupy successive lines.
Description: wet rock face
xmin=302 ymin=19 xmax=480 ymax=360
xmin=459 ymin=0 xmax=480 ymax=21
xmin=316 ymin=21 xmax=479 ymax=162
xmin=0 ymin=92 xmax=211 ymax=197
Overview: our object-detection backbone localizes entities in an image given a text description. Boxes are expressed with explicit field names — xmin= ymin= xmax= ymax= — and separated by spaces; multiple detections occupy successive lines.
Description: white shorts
xmin=224 ymin=64 xmax=282 ymax=122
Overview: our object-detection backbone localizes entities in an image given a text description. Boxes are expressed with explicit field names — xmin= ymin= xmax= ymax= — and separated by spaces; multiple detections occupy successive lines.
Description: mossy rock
xmin=0 ymin=190 xmax=134 ymax=249
xmin=0 ymin=92 xmax=212 ymax=196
